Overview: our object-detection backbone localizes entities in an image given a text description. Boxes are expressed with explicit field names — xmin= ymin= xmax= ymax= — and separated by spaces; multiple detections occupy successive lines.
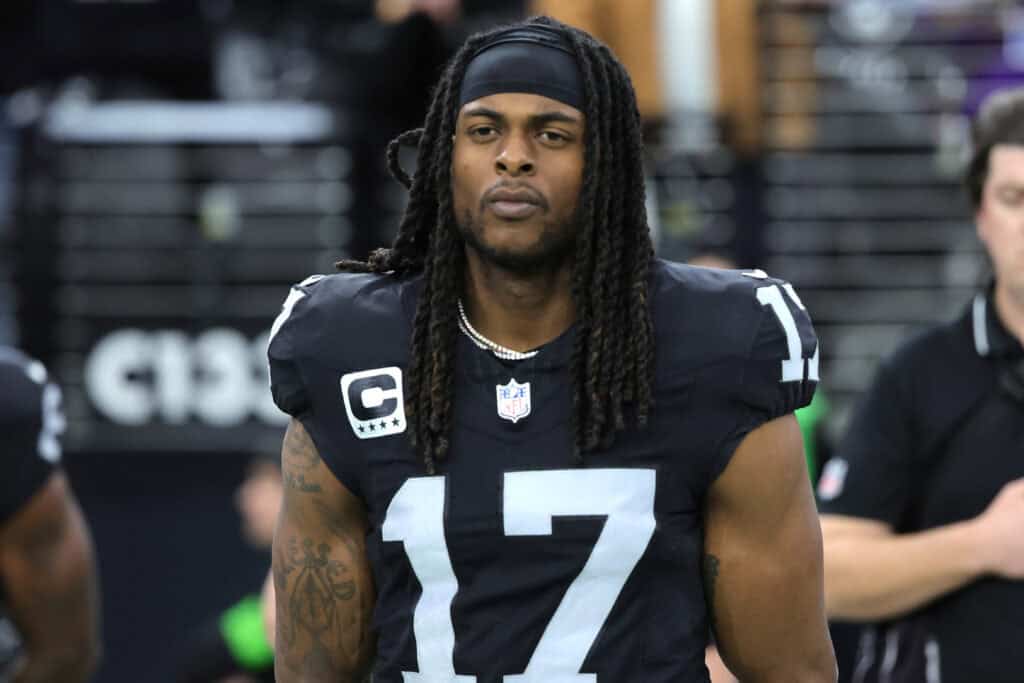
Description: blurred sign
xmin=84 ymin=327 xmax=284 ymax=428
xmin=20 ymin=100 xmax=350 ymax=452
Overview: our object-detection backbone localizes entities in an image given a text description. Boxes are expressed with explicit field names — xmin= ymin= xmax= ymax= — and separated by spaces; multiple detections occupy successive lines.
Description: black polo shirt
xmin=818 ymin=290 xmax=1024 ymax=683
xmin=0 ymin=348 xmax=64 ymax=673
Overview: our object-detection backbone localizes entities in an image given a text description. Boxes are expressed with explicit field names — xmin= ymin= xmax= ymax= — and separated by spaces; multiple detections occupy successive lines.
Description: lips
xmin=485 ymin=186 xmax=544 ymax=220
xmin=490 ymin=200 xmax=540 ymax=219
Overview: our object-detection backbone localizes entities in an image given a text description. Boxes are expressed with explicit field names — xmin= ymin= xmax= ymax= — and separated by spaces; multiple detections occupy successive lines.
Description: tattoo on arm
xmin=703 ymin=553 xmax=721 ymax=633
xmin=275 ymin=421 xmax=372 ymax=680
xmin=282 ymin=422 xmax=325 ymax=493
xmin=283 ymin=421 xmax=320 ymax=469
xmin=275 ymin=535 xmax=363 ymax=675
xmin=284 ymin=471 xmax=323 ymax=493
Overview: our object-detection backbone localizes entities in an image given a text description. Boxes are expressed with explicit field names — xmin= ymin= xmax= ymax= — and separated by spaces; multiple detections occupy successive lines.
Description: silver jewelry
xmin=457 ymin=300 xmax=539 ymax=361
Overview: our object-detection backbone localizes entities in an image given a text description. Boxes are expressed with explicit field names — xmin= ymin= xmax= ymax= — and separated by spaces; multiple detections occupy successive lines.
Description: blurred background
xmin=0 ymin=0 xmax=1017 ymax=680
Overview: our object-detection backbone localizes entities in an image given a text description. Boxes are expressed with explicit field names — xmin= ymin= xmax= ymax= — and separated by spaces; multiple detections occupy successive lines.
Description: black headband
xmin=458 ymin=25 xmax=584 ymax=111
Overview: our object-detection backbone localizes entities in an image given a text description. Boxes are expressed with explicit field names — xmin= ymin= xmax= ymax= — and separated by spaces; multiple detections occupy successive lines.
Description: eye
xmin=468 ymin=126 xmax=498 ymax=140
xmin=996 ymin=187 xmax=1024 ymax=207
xmin=539 ymin=130 xmax=569 ymax=145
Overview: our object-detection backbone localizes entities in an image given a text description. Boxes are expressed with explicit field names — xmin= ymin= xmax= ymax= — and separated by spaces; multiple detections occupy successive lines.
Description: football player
xmin=0 ymin=348 xmax=101 ymax=682
xmin=268 ymin=16 xmax=835 ymax=683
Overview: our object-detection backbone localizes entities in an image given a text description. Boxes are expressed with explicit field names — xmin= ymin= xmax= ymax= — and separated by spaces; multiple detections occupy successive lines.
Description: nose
xmin=495 ymin=132 xmax=535 ymax=176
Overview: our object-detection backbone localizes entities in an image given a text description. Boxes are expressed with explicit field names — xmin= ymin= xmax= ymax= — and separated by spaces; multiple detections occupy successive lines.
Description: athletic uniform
xmin=0 ymin=349 xmax=65 ymax=680
xmin=268 ymin=259 xmax=819 ymax=682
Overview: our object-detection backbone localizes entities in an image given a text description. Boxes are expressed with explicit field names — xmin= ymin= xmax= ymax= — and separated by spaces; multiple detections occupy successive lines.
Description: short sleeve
xmin=268 ymin=285 xmax=314 ymax=419
xmin=715 ymin=278 xmax=819 ymax=470
xmin=0 ymin=356 xmax=62 ymax=525
xmin=267 ymin=276 xmax=366 ymax=500
xmin=817 ymin=356 xmax=917 ymax=526
xmin=724 ymin=278 xmax=819 ymax=448
xmin=739 ymin=283 xmax=818 ymax=417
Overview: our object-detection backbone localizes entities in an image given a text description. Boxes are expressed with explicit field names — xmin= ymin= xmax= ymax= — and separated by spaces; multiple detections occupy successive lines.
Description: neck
xmin=994 ymin=280 xmax=1024 ymax=346
xmin=462 ymin=252 xmax=575 ymax=352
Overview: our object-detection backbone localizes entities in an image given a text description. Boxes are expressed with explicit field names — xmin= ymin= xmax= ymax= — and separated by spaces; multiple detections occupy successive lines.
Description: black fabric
xmin=819 ymin=292 xmax=1024 ymax=683
xmin=267 ymin=260 xmax=818 ymax=681
xmin=0 ymin=349 xmax=59 ymax=527
xmin=458 ymin=25 xmax=583 ymax=110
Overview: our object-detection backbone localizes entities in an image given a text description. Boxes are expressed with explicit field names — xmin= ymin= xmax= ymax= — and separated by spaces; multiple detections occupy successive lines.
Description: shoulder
xmin=650 ymin=259 xmax=816 ymax=374
xmin=0 ymin=349 xmax=61 ymax=523
xmin=267 ymin=271 xmax=420 ymax=417
xmin=887 ymin=306 xmax=975 ymax=374
xmin=0 ymin=348 xmax=48 ymax=422
xmin=860 ymin=301 xmax=983 ymax=412
xmin=651 ymin=258 xmax=786 ymax=311
xmin=269 ymin=271 xmax=421 ymax=359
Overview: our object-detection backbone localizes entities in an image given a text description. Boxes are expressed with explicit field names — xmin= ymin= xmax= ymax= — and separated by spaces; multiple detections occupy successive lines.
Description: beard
xmin=456 ymin=206 xmax=578 ymax=276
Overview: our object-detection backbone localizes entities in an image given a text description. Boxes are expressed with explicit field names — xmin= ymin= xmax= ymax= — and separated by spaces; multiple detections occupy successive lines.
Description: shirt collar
xmin=972 ymin=288 xmax=1024 ymax=358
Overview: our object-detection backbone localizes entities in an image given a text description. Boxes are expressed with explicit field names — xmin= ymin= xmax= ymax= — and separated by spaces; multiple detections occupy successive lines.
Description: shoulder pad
xmin=0 ymin=349 xmax=62 ymax=524
xmin=267 ymin=271 xmax=417 ymax=418
xmin=0 ymin=349 xmax=48 ymax=425
xmin=652 ymin=260 xmax=818 ymax=415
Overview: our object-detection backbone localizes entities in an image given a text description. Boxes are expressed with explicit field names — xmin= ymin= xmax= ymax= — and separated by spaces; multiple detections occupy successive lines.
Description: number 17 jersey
xmin=268 ymin=259 xmax=818 ymax=682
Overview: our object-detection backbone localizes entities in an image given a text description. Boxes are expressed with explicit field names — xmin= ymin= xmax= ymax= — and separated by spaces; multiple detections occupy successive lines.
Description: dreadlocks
xmin=336 ymin=16 xmax=655 ymax=472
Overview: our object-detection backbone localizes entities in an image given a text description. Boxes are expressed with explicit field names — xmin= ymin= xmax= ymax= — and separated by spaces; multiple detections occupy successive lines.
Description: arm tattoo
xmin=703 ymin=553 xmax=721 ymax=633
xmin=276 ymin=421 xmax=372 ymax=679
xmin=282 ymin=422 xmax=324 ymax=494
xmin=275 ymin=535 xmax=360 ymax=672
xmin=284 ymin=471 xmax=323 ymax=493
xmin=283 ymin=421 xmax=320 ymax=471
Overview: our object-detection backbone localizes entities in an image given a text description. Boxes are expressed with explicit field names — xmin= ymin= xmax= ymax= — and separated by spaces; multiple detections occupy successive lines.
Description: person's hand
xmin=972 ymin=478 xmax=1024 ymax=579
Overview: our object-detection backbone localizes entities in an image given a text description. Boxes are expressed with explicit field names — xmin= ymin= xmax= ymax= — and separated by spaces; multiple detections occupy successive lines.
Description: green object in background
xmin=220 ymin=594 xmax=274 ymax=670
xmin=795 ymin=389 xmax=829 ymax=482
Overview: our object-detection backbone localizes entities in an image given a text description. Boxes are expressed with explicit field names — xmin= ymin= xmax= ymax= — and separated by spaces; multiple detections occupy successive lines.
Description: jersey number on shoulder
xmin=382 ymin=468 xmax=657 ymax=682
xmin=756 ymin=284 xmax=819 ymax=383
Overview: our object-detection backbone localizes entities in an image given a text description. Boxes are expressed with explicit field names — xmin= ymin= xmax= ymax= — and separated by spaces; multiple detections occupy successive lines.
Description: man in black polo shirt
xmin=0 ymin=347 xmax=101 ymax=682
xmin=817 ymin=87 xmax=1024 ymax=683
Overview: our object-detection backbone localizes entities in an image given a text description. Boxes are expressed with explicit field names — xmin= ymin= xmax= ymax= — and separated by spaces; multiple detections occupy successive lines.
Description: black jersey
xmin=268 ymin=259 xmax=818 ymax=682
xmin=0 ymin=348 xmax=63 ymax=525
xmin=0 ymin=348 xmax=65 ymax=677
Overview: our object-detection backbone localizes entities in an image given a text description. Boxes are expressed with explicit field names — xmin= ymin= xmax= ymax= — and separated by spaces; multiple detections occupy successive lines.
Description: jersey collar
xmin=972 ymin=287 xmax=1024 ymax=359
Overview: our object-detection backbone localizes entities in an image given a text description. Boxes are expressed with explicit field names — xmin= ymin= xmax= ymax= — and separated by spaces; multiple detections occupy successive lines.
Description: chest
xmin=917 ymin=392 xmax=1024 ymax=526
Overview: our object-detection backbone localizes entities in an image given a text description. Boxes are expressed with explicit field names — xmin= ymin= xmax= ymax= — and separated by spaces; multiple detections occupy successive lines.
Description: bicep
xmin=273 ymin=418 xmax=375 ymax=679
xmin=704 ymin=415 xmax=835 ymax=681
xmin=0 ymin=471 xmax=100 ymax=656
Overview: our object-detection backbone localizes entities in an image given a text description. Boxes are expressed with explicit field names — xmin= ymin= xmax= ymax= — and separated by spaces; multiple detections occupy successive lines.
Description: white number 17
xmin=382 ymin=468 xmax=657 ymax=682
xmin=757 ymin=283 xmax=820 ymax=383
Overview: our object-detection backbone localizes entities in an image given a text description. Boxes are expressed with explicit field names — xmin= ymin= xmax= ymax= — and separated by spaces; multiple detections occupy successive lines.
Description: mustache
xmin=480 ymin=182 xmax=549 ymax=212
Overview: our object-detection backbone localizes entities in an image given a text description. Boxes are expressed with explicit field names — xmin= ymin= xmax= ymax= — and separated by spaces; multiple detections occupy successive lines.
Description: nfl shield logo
xmin=817 ymin=458 xmax=849 ymax=501
xmin=496 ymin=378 xmax=531 ymax=423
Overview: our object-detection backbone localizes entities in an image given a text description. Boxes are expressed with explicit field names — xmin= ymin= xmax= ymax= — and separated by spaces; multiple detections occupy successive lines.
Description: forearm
xmin=272 ymin=526 xmax=375 ymax=682
xmin=824 ymin=519 xmax=984 ymax=620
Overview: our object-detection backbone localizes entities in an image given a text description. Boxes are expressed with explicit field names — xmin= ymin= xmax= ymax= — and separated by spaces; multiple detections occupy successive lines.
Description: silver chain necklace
xmin=457 ymin=300 xmax=539 ymax=361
